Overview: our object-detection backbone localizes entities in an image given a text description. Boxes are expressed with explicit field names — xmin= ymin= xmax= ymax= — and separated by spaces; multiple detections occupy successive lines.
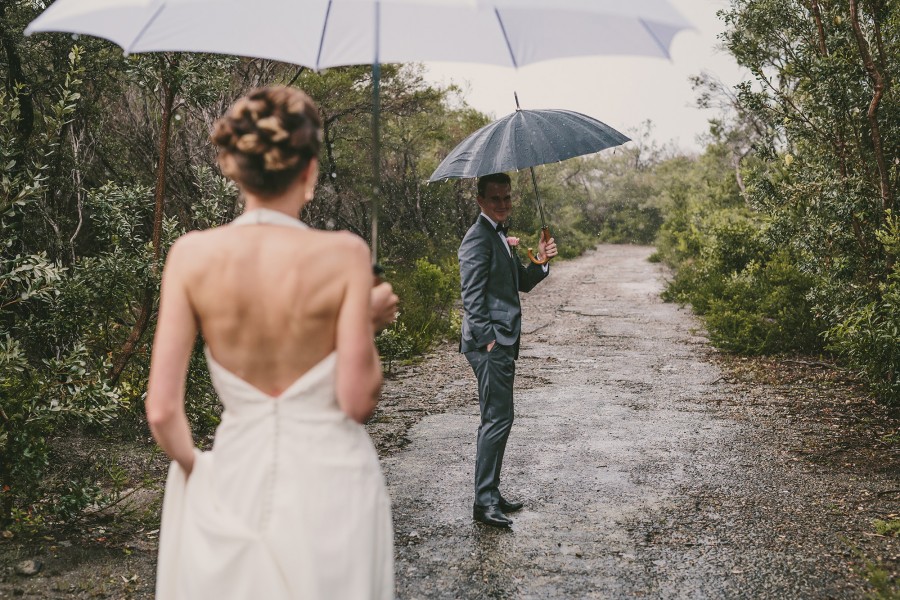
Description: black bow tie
xmin=495 ymin=222 xmax=509 ymax=235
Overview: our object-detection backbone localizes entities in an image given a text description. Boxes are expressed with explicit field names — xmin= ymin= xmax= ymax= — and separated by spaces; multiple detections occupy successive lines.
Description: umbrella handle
xmin=527 ymin=226 xmax=552 ymax=265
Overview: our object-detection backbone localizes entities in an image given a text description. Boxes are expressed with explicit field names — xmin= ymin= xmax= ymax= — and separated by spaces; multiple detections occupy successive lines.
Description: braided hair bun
xmin=212 ymin=86 xmax=323 ymax=196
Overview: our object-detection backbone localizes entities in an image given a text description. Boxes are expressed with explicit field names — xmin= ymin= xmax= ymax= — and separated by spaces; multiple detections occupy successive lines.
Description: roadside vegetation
xmin=579 ymin=2 xmax=899 ymax=411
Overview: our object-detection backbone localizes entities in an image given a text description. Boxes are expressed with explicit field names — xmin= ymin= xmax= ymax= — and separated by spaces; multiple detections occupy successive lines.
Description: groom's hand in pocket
xmin=371 ymin=282 xmax=399 ymax=333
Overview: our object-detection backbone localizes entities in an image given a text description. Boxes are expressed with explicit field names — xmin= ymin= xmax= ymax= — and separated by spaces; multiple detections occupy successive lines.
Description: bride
xmin=145 ymin=86 xmax=397 ymax=599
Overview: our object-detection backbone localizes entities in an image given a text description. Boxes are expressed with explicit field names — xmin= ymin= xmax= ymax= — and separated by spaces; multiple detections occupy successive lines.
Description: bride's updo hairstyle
xmin=212 ymin=86 xmax=323 ymax=196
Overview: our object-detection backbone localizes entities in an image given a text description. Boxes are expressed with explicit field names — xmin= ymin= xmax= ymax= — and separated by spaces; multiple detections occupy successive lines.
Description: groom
xmin=458 ymin=172 xmax=557 ymax=528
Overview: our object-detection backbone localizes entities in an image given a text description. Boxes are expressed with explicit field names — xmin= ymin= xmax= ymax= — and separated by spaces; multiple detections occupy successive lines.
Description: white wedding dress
xmin=155 ymin=209 xmax=394 ymax=600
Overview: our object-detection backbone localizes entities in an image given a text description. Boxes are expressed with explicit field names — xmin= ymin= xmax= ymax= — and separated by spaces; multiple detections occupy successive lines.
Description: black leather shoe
xmin=498 ymin=496 xmax=523 ymax=513
xmin=473 ymin=504 xmax=512 ymax=528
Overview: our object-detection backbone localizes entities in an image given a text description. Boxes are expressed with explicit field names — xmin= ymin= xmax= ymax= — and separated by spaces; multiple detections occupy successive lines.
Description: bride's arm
xmin=335 ymin=235 xmax=383 ymax=423
xmin=146 ymin=237 xmax=199 ymax=474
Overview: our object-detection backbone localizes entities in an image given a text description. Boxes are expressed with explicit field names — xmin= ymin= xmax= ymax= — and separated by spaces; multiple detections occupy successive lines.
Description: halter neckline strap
xmin=231 ymin=207 xmax=308 ymax=229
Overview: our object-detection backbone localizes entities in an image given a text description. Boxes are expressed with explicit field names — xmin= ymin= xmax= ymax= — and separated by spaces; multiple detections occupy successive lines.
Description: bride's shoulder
xmin=311 ymin=229 xmax=369 ymax=255
xmin=168 ymin=228 xmax=214 ymax=254
xmin=162 ymin=229 xmax=219 ymax=272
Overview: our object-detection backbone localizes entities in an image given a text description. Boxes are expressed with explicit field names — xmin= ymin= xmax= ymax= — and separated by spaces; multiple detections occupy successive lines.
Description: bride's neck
xmin=242 ymin=193 xmax=305 ymax=219
xmin=242 ymin=176 xmax=312 ymax=218
xmin=240 ymin=159 xmax=317 ymax=219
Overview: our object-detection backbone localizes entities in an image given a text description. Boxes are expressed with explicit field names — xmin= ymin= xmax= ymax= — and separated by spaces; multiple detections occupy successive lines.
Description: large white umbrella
xmin=26 ymin=0 xmax=692 ymax=262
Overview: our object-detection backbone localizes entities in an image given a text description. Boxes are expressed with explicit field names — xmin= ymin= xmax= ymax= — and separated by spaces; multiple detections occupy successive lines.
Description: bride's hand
xmin=370 ymin=282 xmax=399 ymax=333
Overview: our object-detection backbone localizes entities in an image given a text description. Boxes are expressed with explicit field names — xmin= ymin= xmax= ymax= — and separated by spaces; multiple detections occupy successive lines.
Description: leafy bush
xmin=655 ymin=155 xmax=820 ymax=355
xmin=383 ymin=258 xmax=460 ymax=358
xmin=824 ymin=215 xmax=900 ymax=405
xmin=661 ymin=210 xmax=767 ymax=314
xmin=376 ymin=322 xmax=415 ymax=372
xmin=596 ymin=202 xmax=663 ymax=244
xmin=704 ymin=251 xmax=820 ymax=354
xmin=0 ymin=52 xmax=127 ymax=524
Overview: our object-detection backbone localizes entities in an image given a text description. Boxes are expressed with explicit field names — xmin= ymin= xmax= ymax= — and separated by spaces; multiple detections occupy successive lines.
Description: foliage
xmin=379 ymin=258 xmax=461 ymax=359
xmin=0 ymin=47 xmax=126 ymax=524
xmin=656 ymin=160 xmax=820 ymax=354
xmin=825 ymin=213 xmax=900 ymax=403
xmin=704 ymin=251 xmax=820 ymax=354
xmin=376 ymin=322 xmax=414 ymax=373
xmin=651 ymin=0 xmax=900 ymax=405
xmin=873 ymin=518 xmax=900 ymax=537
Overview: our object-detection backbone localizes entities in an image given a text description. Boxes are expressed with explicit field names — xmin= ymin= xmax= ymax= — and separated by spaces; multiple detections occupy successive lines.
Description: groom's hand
xmin=486 ymin=340 xmax=496 ymax=352
xmin=538 ymin=236 xmax=558 ymax=261
xmin=371 ymin=282 xmax=399 ymax=332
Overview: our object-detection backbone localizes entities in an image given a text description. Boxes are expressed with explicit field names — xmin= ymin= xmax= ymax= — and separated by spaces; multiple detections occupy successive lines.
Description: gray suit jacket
xmin=458 ymin=215 xmax=549 ymax=354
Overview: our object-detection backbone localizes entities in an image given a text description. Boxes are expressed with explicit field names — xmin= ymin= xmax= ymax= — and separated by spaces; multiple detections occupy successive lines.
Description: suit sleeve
xmin=517 ymin=259 xmax=548 ymax=293
xmin=458 ymin=233 xmax=494 ymax=348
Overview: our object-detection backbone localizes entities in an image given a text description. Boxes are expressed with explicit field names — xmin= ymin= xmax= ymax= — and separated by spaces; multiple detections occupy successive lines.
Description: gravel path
xmin=380 ymin=244 xmax=899 ymax=599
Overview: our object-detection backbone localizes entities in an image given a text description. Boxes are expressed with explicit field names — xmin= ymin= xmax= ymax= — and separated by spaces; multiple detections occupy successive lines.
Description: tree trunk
xmin=0 ymin=2 xmax=34 ymax=151
xmin=808 ymin=0 xmax=828 ymax=56
xmin=808 ymin=0 xmax=850 ymax=180
xmin=848 ymin=0 xmax=893 ymax=216
xmin=108 ymin=63 xmax=177 ymax=384
xmin=151 ymin=78 xmax=176 ymax=262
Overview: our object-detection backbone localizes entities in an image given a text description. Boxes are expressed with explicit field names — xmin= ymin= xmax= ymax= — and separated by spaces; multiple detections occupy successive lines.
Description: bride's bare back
xmin=151 ymin=217 xmax=378 ymax=415
xmin=178 ymin=224 xmax=358 ymax=396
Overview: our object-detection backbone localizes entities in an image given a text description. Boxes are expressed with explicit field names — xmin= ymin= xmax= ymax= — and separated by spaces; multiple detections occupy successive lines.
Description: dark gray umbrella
xmin=429 ymin=96 xmax=630 ymax=263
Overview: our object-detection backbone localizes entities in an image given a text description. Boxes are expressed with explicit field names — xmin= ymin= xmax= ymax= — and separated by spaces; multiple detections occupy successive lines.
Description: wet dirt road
xmin=381 ymin=244 xmax=893 ymax=599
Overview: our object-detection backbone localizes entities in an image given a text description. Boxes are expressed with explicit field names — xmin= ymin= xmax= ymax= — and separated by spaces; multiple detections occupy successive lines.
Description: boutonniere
xmin=506 ymin=236 xmax=520 ymax=248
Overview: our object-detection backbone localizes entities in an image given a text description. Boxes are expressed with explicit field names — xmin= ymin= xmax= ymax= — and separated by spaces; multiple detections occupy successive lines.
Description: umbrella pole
xmin=371 ymin=60 xmax=381 ymax=267
xmin=528 ymin=165 xmax=547 ymax=229
xmin=526 ymin=165 xmax=551 ymax=265
xmin=370 ymin=0 xmax=382 ymax=269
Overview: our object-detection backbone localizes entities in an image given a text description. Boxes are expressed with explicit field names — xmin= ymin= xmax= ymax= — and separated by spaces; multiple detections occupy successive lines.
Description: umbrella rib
xmin=639 ymin=19 xmax=672 ymax=60
xmin=315 ymin=0 xmax=333 ymax=71
xmin=125 ymin=1 xmax=166 ymax=55
xmin=493 ymin=9 xmax=518 ymax=69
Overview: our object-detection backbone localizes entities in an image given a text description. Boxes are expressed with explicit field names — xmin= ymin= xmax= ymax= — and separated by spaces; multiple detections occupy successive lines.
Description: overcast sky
xmin=422 ymin=0 xmax=748 ymax=153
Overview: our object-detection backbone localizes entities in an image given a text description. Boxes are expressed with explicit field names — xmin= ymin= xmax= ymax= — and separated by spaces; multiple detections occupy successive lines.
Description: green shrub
xmin=704 ymin=252 xmax=820 ymax=354
xmin=825 ymin=273 xmax=900 ymax=405
xmin=376 ymin=321 xmax=415 ymax=372
xmin=661 ymin=259 xmax=727 ymax=315
xmin=661 ymin=211 xmax=768 ymax=316
xmin=824 ymin=215 xmax=900 ymax=405
xmin=659 ymin=205 xmax=819 ymax=354
xmin=385 ymin=257 xmax=460 ymax=357
xmin=596 ymin=203 xmax=663 ymax=244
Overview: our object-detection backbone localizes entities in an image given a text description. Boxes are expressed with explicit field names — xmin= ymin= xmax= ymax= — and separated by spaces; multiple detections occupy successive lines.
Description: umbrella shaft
xmin=371 ymin=61 xmax=381 ymax=265
xmin=370 ymin=1 xmax=382 ymax=266
xmin=529 ymin=166 xmax=546 ymax=228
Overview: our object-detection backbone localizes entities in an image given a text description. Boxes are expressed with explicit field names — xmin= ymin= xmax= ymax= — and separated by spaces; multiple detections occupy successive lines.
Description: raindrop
xmin=71 ymin=34 xmax=80 ymax=40
xmin=331 ymin=172 xmax=337 ymax=179
xmin=325 ymin=219 xmax=336 ymax=230
xmin=174 ymin=114 xmax=182 ymax=121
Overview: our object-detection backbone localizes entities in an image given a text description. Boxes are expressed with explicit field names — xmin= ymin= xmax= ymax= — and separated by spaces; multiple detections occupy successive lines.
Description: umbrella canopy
xmin=429 ymin=101 xmax=631 ymax=265
xmin=429 ymin=108 xmax=630 ymax=181
xmin=25 ymin=0 xmax=691 ymax=263
xmin=25 ymin=0 xmax=692 ymax=69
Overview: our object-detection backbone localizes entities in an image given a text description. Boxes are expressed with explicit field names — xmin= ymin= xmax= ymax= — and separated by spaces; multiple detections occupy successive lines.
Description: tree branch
xmin=849 ymin=0 xmax=893 ymax=216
